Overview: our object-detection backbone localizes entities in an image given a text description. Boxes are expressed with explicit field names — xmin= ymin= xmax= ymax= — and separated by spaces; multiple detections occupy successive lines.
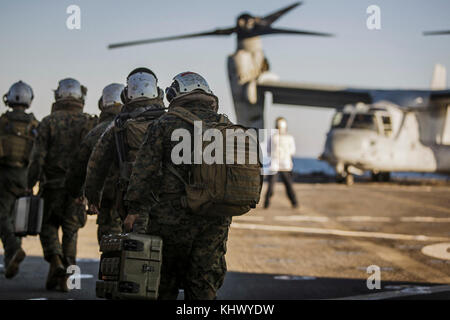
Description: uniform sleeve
xmin=27 ymin=118 xmax=50 ymax=188
xmin=65 ymin=133 xmax=95 ymax=198
xmin=0 ymin=114 xmax=7 ymax=135
xmin=124 ymin=121 xmax=164 ymax=215
xmin=84 ymin=127 xmax=115 ymax=206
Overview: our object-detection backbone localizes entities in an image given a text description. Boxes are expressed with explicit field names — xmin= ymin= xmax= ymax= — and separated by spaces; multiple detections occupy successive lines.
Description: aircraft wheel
xmin=345 ymin=174 xmax=354 ymax=186
xmin=336 ymin=174 xmax=345 ymax=183
xmin=380 ymin=172 xmax=391 ymax=182
xmin=371 ymin=172 xmax=381 ymax=182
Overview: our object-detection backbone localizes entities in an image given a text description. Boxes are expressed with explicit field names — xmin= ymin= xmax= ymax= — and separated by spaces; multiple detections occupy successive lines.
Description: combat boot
xmin=4 ymin=248 xmax=26 ymax=279
xmin=57 ymin=275 xmax=70 ymax=292
xmin=46 ymin=255 xmax=66 ymax=290
xmin=54 ymin=256 xmax=76 ymax=293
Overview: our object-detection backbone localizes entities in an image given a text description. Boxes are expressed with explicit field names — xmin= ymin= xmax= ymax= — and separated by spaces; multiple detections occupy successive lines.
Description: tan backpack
xmin=0 ymin=112 xmax=38 ymax=168
xmin=166 ymin=107 xmax=263 ymax=217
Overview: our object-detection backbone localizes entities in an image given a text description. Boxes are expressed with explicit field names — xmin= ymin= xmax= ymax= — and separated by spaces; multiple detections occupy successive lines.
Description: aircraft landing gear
xmin=336 ymin=171 xmax=354 ymax=186
xmin=345 ymin=173 xmax=354 ymax=186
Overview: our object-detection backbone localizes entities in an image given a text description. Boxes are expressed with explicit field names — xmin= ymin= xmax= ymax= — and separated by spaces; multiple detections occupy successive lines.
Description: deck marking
xmin=298 ymin=205 xmax=450 ymax=283
xmin=337 ymin=216 xmax=391 ymax=222
xmin=69 ymin=274 xmax=94 ymax=279
xmin=231 ymin=222 xmax=450 ymax=242
xmin=421 ymin=243 xmax=450 ymax=260
xmin=334 ymin=284 xmax=450 ymax=300
xmin=401 ymin=217 xmax=450 ymax=223
xmin=274 ymin=216 xmax=329 ymax=222
xmin=274 ymin=275 xmax=316 ymax=281
xmin=233 ymin=216 xmax=265 ymax=222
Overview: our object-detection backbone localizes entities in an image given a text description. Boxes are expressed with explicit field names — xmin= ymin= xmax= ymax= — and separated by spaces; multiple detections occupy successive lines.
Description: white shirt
xmin=268 ymin=133 xmax=296 ymax=172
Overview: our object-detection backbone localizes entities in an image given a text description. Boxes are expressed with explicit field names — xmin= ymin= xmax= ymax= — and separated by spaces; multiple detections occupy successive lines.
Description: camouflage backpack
xmin=0 ymin=111 xmax=38 ymax=168
xmin=166 ymin=106 xmax=263 ymax=217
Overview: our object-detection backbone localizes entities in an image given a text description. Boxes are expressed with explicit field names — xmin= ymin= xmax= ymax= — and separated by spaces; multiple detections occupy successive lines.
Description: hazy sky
xmin=1 ymin=0 xmax=449 ymax=156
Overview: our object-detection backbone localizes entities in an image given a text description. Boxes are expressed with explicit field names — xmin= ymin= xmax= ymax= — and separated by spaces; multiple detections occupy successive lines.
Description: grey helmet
xmin=3 ymin=81 xmax=34 ymax=108
xmin=100 ymin=83 xmax=125 ymax=110
xmin=54 ymin=78 xmax=87 ymax=102
xmin=124 ymin=68 xmax=159 ymax=103
xmin=165 ymin=71 xmax=213 ymax=103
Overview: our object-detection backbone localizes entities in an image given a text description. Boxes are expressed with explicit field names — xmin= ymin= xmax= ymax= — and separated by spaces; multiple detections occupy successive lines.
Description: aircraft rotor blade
xmin=262 ymin=27 xmax=334 ymax=37
xmin=423 ymin=30 xmax=450 ymax=36
xmin=262 ymin=2 xmax=303 ymax=25
xmin=108 ymin=27 xmax=236 ymax=49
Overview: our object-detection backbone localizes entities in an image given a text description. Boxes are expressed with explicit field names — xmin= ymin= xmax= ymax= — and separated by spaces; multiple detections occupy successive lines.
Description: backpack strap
xmin=166 ymin=163 xmax=188 ymax=186
xmin=167 ymin=107 xmax=205 ymax=129
xmin=113 ymin=115 xmax=128 ymax=169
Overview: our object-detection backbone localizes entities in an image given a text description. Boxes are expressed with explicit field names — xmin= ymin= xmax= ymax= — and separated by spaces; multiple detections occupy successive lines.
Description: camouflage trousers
xmin=0 ymin=166 xmax=25 ymax=266
xmin=146 ymin=201 xmax=231 ymax=300
xmin=40 ymin=188 xmax=86 ymax=266
xmin=96 ymin=198 xmax=122 ymax=245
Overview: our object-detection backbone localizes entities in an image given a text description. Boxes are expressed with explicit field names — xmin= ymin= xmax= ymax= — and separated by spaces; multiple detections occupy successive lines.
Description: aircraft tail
xmin=431 ymin=64 xmax=447 ymax=90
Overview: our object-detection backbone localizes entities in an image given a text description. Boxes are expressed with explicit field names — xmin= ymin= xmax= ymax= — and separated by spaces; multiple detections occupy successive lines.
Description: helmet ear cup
xmin=165 ymin=87 xmax=176 ymax=103
xmin=98 ymin=97 xmax=103 ymax=109
xmin=165 ymin=80 xmax=180 ymax=103
xmin=3 ymin=94 xmax=8 ymax=106
xmin=120 ymin=87 xmax=129 ymax=104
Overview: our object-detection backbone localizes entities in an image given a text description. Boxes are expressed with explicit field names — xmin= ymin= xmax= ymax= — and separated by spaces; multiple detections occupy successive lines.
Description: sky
xmin=1 ymin=0 xmax=449 ymax=157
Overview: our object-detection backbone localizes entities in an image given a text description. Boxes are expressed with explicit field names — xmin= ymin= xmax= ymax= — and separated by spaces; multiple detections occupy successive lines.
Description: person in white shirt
xmin=264 ymin=117 xmax=298 ymax=208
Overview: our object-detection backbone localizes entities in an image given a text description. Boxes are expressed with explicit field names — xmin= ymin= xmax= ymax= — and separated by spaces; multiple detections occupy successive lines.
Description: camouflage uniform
xmin=124 ymin=92 xmax=232 ymax=300
xmin=66 ymin=110 xmax=122 ymax=244
xmin=27 ymin=100 xmax=97 ymax=266
xmin=84 ymin=99 xmax=165 ymax=222
xmin=0 ymin=107 xmax=38 ymax=267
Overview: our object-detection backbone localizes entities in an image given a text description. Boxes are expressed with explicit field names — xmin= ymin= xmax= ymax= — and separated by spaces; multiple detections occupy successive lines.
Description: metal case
xmin=13 ymin=196 xmax=44 ymax=236
xmin=96 ymin=233 xmax=163 ymax=300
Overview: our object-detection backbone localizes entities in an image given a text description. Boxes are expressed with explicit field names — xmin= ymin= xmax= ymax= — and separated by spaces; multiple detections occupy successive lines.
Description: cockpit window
xmin=381 ymin=116 xmax=392 ymax=137
xmin=350 ymin=114 xmax=377 ymax=131
xmin=332 ymin=113 xmax=350 ymax=128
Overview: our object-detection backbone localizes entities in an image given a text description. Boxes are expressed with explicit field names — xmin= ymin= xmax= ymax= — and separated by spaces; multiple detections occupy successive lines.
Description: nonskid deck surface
xmin=1 ymin=182 xmax=450 ymax=300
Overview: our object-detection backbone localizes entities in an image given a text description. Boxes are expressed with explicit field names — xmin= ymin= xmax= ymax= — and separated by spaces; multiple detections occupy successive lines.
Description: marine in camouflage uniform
xmin=0 ymin=94 xmax=39 ymax=279
xmin=66 ymin=97 xmax=123 ymax=244
xmin=124 ymin=89 xmax=232 ymax=300
xmin=85 ymin=69 xmax=165 ymax=224
xmin=27 ymin=80 xmax=97 ymax=291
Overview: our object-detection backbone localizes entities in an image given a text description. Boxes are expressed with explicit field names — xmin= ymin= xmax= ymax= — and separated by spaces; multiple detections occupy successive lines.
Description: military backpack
xmin=0 ymin=111 xmax=38 ymax=168
xmin=166 ymin=106 xmax=263 ymax=217
xmin=113 ymin=107 xmax=165 ymax=217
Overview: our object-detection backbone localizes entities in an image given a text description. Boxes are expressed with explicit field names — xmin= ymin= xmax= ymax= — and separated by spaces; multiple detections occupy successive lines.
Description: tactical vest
xmin=0 ymin=111 xmax=38 ymax=168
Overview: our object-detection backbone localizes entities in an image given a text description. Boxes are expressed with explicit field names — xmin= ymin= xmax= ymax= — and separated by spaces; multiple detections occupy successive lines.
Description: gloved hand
xmin=124 ymin=214 xmax=138 ymax=232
